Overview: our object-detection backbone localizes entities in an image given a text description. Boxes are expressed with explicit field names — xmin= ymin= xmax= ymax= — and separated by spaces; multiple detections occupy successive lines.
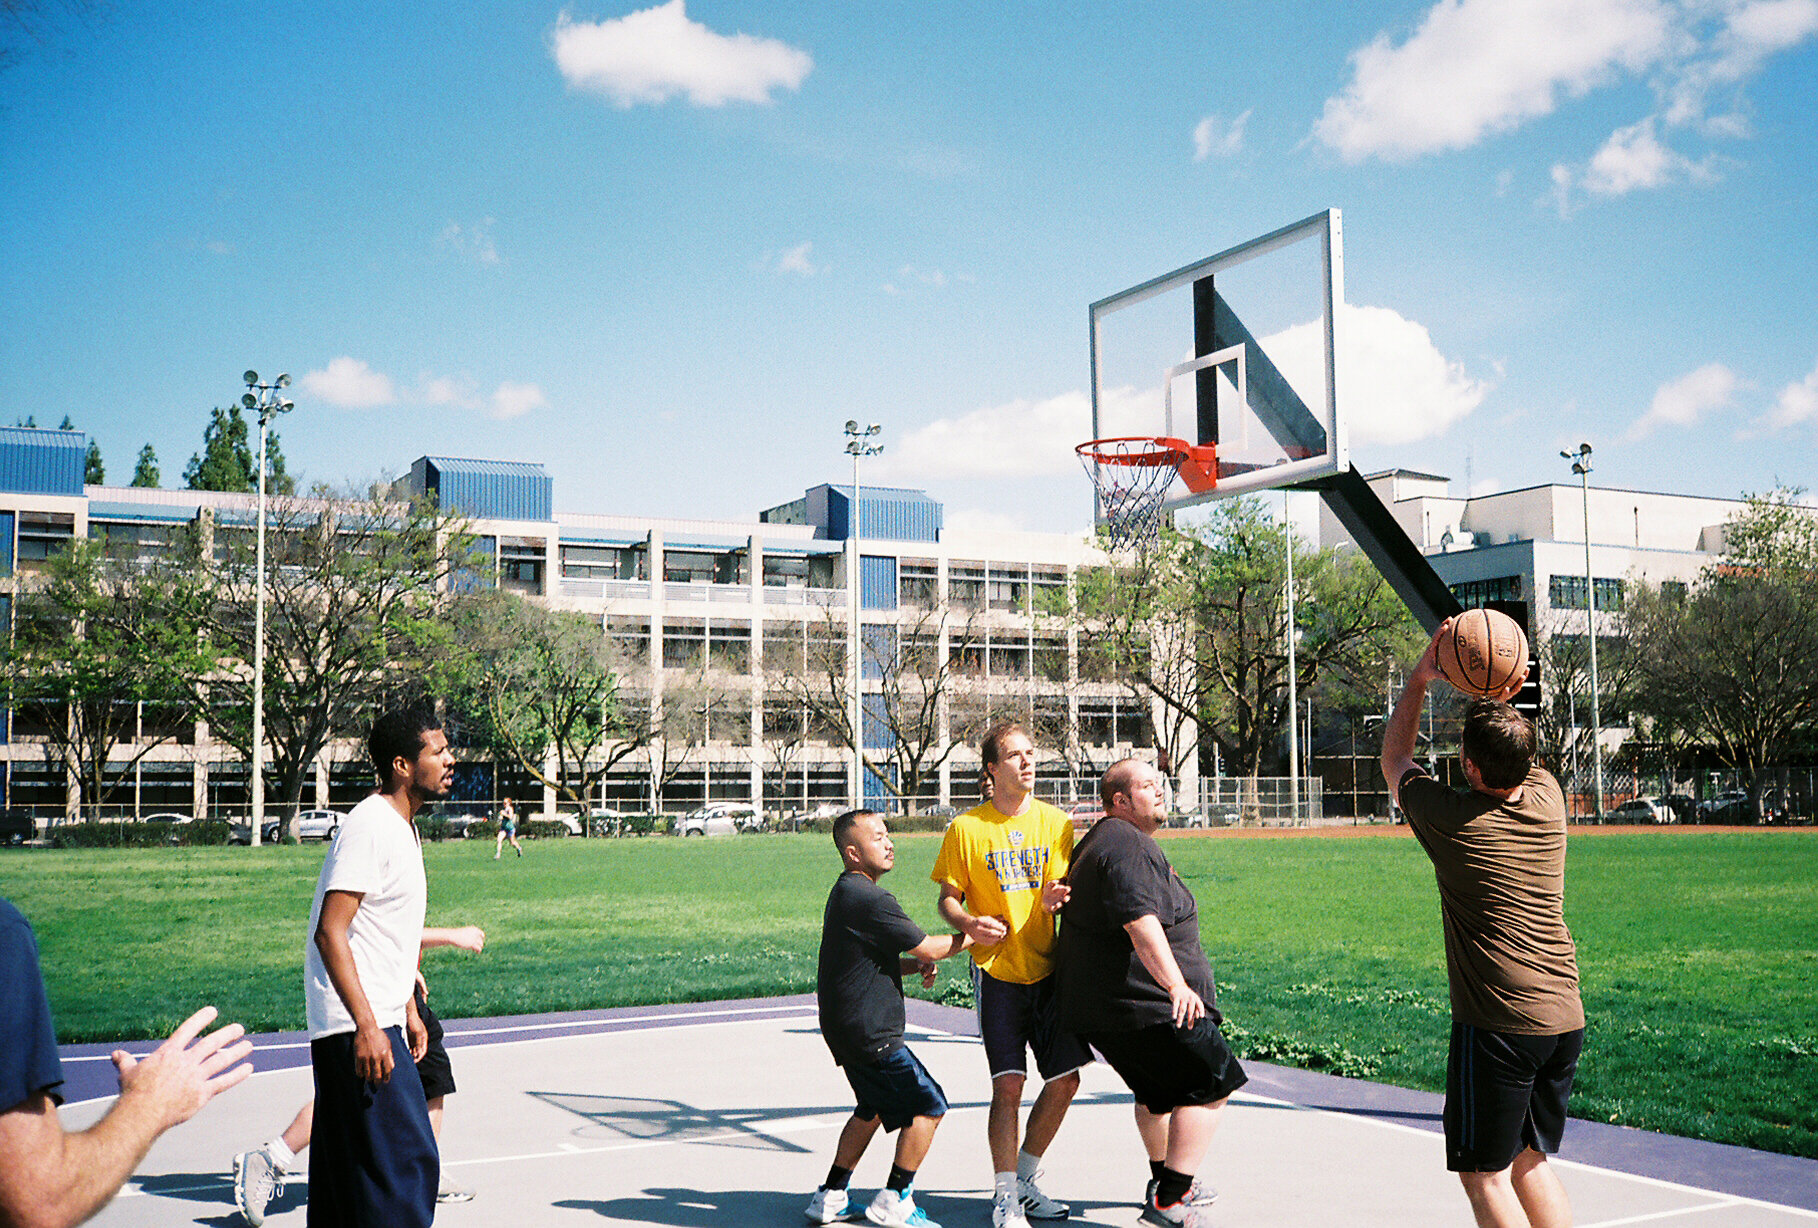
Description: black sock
xmin=1156 ymin=1168 xmax=1193 ymax=1208
xmin=887 ymin=1164 xmax=916 ymax=1192
xmin=1149 ymin=1160 xmax=1167 ymax=1184
xmin=824 ymin=1164 xmax=853 ymax=1192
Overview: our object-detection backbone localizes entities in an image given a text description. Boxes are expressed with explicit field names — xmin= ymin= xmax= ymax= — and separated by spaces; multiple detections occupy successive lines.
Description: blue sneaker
xmin=866 ymin=1187 xmax=939 ymax=1228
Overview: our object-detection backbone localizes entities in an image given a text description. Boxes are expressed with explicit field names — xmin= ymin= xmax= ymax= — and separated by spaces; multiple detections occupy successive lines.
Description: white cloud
xmin=437 ymin=219 xmax=501 ymax=266
xmin=1192 ymin=109 xmax=1251 ymax=161
xmin=490 ymin=382 xmax=547 ymax=420
xmin=302 ymin=357 xmax=397 ymax=409
xmin=550 ymin=1 xmax=811 ymax=108
xmin=1313 ymin=0 xmax=1672 ymax=162
xmin=1270 ymin=303 xmax=1491 ymax=446
xmin=881 ymin=264 xmax=969 ymax=296
xmin=1764 ymin=357 xmax=1818 ymax=430
xmin=418 ymin=375 xmax=481 ymax=409
xmin=775 ymin=241 xmax=818 ymax=276
xmin=1627 ymin=361 xmax=1740 ymax=438
xmin=1667 ymin=0 xmax=1818 ymax=124
xmin=871 ymin=390 xmax=1097 ymax=483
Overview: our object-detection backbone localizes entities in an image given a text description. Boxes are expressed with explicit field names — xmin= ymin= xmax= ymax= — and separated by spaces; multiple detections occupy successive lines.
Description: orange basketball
xmin=1437 ymin=608 xmax=1529 ymax=699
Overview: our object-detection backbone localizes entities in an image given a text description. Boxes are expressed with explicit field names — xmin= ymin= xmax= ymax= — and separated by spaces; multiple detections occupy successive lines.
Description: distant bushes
xmin=50 ymin=820 xmax=233 ymax=849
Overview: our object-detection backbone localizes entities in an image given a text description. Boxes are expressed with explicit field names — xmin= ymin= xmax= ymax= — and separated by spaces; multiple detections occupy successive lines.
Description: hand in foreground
xmin=1041 ymin=879 xmax=1071 ymax=914
xmin=449 ymin=925 xmax=486 ymax=954
xmin=1413 ymin=617 xmax=1452 ymax=686
xmin=405 ymin=1000 xmax=429 ymax=1063
xmin=1167 ymin=983 xmax=1206 ymax=1030
xmin=964 ymin=914 xmax=1009 ymax=947
xmin=354 ymin=1022 xmax=395 ymax=1085
xmin=111 ymin=1006 xmax=254 ymax=1130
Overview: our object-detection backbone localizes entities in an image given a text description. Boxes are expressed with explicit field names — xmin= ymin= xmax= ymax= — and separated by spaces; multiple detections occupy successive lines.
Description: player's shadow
xmin=556 ymin=1187 xmax=998 ymax=1227
xmin=530 ymin=1092 xmax=829 ymax=1153
xmin=122 ymin=1170 xmax=306 ymax=1224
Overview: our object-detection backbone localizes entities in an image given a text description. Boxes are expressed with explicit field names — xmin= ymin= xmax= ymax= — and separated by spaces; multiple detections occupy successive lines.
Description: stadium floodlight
xmin=242 ymin=370 xmax=296 ymax=847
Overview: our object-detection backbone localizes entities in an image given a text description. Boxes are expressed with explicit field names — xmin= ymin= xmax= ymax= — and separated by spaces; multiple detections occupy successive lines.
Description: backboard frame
xmin=1088 ymin=208 xmax=1348 ymax=517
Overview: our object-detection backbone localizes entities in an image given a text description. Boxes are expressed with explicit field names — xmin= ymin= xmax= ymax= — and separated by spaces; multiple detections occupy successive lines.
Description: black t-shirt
xmin=816 ymin=872 xmax=929 ymax=1066
xmin=1057 ymin=818 xmax=1218 ymax=1033
xmin=1 ymin=898 xmax=65 ymax=1113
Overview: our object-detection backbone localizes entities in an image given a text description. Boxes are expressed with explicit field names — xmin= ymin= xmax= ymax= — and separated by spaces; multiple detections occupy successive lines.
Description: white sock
xmin=266 ymin=1138 xmax=297 ymax=1172
xmin=1017 ymin=1151 xmax=1041 ymax=1182
xmin=995 ymin=1171 xmax=1017 ymax=1199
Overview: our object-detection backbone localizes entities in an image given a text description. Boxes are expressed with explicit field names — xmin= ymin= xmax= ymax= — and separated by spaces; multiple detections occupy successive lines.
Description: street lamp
xmin=1282 ymin=493 xmax=1300 ymax=823
xmin=844 ymin=420 xmax=883 ymax=809
xmin=243 ymin=370 xmax=293 ymax=846
xmin=1561 ymin=442 xmax=1603 ymax=819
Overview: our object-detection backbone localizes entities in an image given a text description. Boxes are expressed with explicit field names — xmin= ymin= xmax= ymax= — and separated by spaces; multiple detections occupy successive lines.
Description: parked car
xmin=0 ymin=810 xmax=37 ymax=846
xmin=1067 ymin=801 xmax=1105 ymax=828
xmin=263 ymin=808 xmax=345 ymax=843
xmin=1698 ymin=791 xmax=1754 ymax=824
xmin=1661 ymin=796 xmax=1699 ymax=824
xmin=677 ymin=805 xmax=739 ymax=837
xmin=588 ymin=808 xmax=632 ymax=836
xmin=1607 ymin=798 xmax=1671 ymax=824
xmin=1175 ymin=804 xmax=1242 ymax=828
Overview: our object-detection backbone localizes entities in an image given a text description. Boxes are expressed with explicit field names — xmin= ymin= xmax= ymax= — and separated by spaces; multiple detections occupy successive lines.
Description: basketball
xmin=1436 ymin=608 xmax=1529 ymax=698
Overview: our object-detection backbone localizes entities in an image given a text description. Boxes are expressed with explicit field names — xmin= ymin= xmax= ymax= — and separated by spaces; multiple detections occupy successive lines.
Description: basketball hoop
xmin=1076 ymin=436 xmax=1217 ymax=554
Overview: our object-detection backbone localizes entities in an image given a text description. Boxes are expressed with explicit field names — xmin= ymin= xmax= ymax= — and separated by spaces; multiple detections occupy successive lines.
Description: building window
xmin=1548 ymin=574 xmax=1624 ymax=611
xmin=763 ymin=554 xmax=809 ymax=588
xmin=1450 ymin=575 xmax=1522 ymax=606
xmin=500 ymin=537 xmax=545 ymax=593
xmin=949 ymin=563 xmax=985 ymax=611
xmin=900 ymin=560 xmax=938 ymax=607
xmin=562 ymin=543 xmax=643 ymax=581
xmin=1662 ymin=580 xmax=1687 ymax=605
xmin=17 ymin=511 xmax=74 ymax=569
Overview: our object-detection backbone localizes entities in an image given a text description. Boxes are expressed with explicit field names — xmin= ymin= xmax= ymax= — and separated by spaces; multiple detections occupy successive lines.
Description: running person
xmin=494 ymin=796 xmax=523 ymax=859
xmin=1057 ymin=759 xmax=1243 ymax=1228
xmin=807 ymin=810 xmax=973 ymax=1228
xmin=931 ymin=722 xmax=1082 ymax=1228
xmin=1383 ymin=621 xmax=1583 ymax=1228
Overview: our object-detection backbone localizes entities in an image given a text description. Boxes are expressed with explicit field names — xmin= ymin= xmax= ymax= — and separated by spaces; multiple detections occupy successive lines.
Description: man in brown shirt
xmin=1383 ymin=619 xmax=1584 ymax=1228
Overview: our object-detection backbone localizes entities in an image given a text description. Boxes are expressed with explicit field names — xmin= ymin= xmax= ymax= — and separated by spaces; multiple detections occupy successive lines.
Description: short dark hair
xmin=832 ymin=808 xmax=878 ymax=851
xmin=1099 ymin=758 xmax=1143 ymax=811
xmin=1461 ymin=701 xmax=1536 ymax=790
xmin=980 ymin=721 xmax=1029 ymax=766
xmin=368 ymin=703 xmax=442 ymax=784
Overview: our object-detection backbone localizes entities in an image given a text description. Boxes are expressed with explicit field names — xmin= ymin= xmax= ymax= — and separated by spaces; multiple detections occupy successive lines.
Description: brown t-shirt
xmin=1398 ymin=765 xmax=1585 ymax=1035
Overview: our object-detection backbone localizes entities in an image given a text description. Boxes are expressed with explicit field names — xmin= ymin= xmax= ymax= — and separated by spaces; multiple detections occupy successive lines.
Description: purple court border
xmin=58 ymin=995 xmax=1817 ymax=1212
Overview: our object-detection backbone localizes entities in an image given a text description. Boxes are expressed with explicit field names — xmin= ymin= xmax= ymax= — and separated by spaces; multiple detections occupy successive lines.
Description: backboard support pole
xmin=1299 ymin=466 xmax=1464 ymax=634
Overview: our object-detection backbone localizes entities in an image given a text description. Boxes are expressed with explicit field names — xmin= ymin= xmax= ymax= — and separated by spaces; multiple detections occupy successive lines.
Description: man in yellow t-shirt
xmin=932 ymin=723 xmax=1086 ymax=1228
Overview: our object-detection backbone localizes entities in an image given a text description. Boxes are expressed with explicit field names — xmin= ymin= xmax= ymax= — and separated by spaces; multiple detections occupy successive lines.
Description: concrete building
xmin=0 ymin=428 xmax=1161 ymax=820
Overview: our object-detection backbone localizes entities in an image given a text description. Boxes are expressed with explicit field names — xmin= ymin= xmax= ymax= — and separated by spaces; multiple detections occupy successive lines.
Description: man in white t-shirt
xmin=303 ymin=703 xmax=454 ymax=1228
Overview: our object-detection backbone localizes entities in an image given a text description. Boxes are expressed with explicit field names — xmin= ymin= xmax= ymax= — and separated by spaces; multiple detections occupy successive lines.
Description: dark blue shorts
xmin=844 ymin=1045 xmax=948 ymax=1132
xmin=309 ymin=1025 xmax=438 ymax=1228
xmin=1446 ymin=1022 xmax=1584 ymax=1173
xmin=975 ymin=966 xmax=1092 ymax=1082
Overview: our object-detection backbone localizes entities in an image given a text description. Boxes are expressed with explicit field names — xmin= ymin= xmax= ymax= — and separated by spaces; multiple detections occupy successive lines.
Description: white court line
xmin=1579 ymin=1202 xmax=1746 ymax=1227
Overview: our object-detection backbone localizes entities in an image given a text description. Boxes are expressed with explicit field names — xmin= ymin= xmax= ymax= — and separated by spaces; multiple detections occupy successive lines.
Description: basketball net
xmin=1076 ymin=437 xmax=1193 ymax=557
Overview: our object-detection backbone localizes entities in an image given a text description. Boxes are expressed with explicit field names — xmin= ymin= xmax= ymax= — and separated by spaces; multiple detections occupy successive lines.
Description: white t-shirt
xmin=303 ymin=793 xmax=427 ymax=1040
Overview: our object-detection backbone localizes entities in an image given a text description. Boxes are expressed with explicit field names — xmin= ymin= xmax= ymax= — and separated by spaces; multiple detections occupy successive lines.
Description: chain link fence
xmin=1185 ymin=777 xmax=1326 ymax=827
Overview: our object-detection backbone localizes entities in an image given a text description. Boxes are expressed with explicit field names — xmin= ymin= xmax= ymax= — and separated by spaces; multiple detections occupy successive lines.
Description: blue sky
xmin=2 ymin=1 xmax=1813 ymax=537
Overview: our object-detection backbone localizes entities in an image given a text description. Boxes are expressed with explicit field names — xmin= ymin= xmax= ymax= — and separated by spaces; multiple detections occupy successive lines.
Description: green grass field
xmin=2 ymin=829 xmax=1813 ymax=1159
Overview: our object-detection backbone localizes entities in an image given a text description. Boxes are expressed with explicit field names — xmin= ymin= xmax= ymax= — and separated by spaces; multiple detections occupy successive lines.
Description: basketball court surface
xmin=60 ymin=996 xmax=1817 ymax=1226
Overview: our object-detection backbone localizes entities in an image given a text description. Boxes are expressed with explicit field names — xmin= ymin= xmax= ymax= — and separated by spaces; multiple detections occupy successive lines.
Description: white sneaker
xmin=992 ymin=1191 xmax=1030 ymax=1228
xmin=231 ymin=1147 xmax=284 ymax=1227
xmin=1017 ymin=1173 xmax=1069 ymax=1221
xmin=806 ymin=1186 xmax=852 ymax=1223
xmin=867 ymin=1187 xmax=939 ymax=1228
xmin=437 ymin=1171 xmax=475 ymax=1203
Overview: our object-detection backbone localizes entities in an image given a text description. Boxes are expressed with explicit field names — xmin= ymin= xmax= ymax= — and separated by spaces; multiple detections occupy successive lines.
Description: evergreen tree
xmin=84 ymin=440 xmax=104 ymax=484
xmin=184 ymin=406 xmax=255 ymax=492
xmin=58 ymin=415 xmax=74 ymax=430
xmin=13 ymin=415 xmax=37 ymax=428
xmin=131 ymin=444 xmax=159 ymax=488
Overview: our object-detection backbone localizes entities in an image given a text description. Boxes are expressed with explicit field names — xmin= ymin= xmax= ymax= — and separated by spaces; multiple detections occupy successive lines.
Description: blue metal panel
xmin=860 ymin=555 xmax=897 ymax=610
xmin=862 ymin=694 xmax=894 ymax=751
xmin=418 ymin=457 xmax=552 ymax=521
xmin=0 ymin=428 xmax=86 ymax=495
xmin=86 ymin=501 xmax=199 ymax=524
xmin=863 ymin=764 xmax=896 ymax=807
xmin=0 ymin=511 xmax=12 ymax=578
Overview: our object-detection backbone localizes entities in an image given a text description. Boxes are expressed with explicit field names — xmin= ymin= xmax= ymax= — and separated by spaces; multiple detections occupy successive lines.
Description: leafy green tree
xmin=1624 ymin=488 xmax=1818 ymax=813
xmin=439 ymin=589 xmax=646 ymax=821
xmin=0 ymin=539 xmax=211 ymax=816
xmin=84 ymin=439 xmax=103 ymax=484
xmin=131 ymin=444 xmax=159 ymax=487
xmin=184 ymin=405 xmax=293 ymax=495
xmin=187 ymin=489 xmax=472 ymax=835
xmin=1073 ymin=498 xmax=1422 ymax=782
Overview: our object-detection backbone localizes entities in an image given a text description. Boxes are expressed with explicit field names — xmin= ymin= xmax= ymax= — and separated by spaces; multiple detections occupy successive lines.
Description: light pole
xmin=243 ymin=371 xmax=292 ymax=845
xmin=1561 ymin=443 xmax=1603 ymax=818
xmin=1283 ymin=493 xmax=1300 ymax=823
xmin=845 ymin=420 xmax=882 ymax=809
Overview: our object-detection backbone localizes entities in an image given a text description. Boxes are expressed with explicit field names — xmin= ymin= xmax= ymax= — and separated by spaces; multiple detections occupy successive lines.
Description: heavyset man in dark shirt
xmin=811 ymin=810 xmax=973 ymax=1228
xmin=1057 ymin=759 xmax=1245 ymax=1228
xmin=1384 ymin=619 xmax=1584 ymax=1228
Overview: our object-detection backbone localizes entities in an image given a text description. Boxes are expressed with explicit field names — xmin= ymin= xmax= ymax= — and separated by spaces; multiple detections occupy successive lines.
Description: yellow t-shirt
xmin=930 ymin=798 xmax=1074 ymax=985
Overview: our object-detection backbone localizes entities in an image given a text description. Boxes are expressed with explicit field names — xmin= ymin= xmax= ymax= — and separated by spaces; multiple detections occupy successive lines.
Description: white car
xmin=263 ymin=809 xmax=344 ymax=843
xmin=677 ymin=805 xmax=743 ymax=836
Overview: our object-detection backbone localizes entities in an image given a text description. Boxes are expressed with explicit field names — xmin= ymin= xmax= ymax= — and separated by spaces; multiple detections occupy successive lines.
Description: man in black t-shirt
xmin=1057 ymin=761 xmax=1245 ymax=1228
xmin=808 ymin=811 xmax=973 ymax=1228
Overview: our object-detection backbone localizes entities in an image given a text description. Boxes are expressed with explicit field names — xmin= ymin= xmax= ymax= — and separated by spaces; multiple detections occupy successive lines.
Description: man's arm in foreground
xmin=937 ymin=883 xmax=1007 ymax=946
xmin=420 ymin=925 xmax=485 ymax=955
xmin=901 ymin=930 xmax=974 ymax=988
xmin=0 ymin=1007 xmax=252 ymax=1228
xmin=1382 ymin=621 xmax=1448 ymax=808
xmin=313 ymin=890 xmax=394 ymax=1085
xmin=1123 ymin=915 xmax=1205 ymax=1028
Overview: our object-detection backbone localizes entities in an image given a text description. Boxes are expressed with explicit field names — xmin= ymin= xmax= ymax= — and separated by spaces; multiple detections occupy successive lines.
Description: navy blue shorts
xmin=974 ymin=966 xmax=1092 ymax=1082
xmin=309 ymin=1025 xmax=438 ymax=1228
xmin=1085 ymin=1017 xmax=1248 ymax=1114
xmin=1446 ymin=1022 xmax=1584 ymax=1173
xmin=844 ymin=1045 xmax=948 ymax=1132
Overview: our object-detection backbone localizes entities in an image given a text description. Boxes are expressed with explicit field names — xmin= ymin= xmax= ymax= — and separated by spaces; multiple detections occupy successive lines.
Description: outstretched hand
xmin=112 ymin=1006 xmax=253 ymax=1130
